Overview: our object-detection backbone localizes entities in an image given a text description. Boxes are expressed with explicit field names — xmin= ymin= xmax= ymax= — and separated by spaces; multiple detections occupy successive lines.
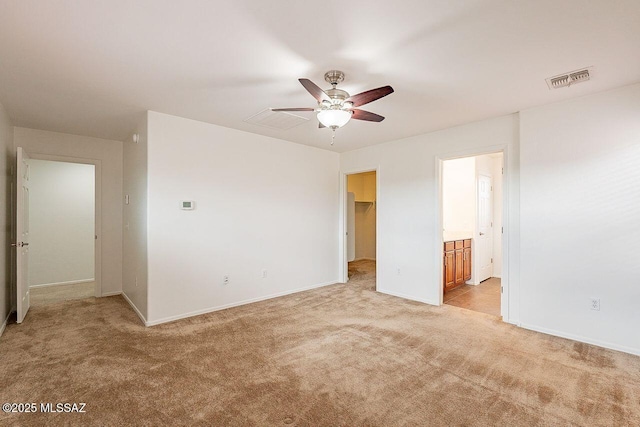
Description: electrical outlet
xmin=223 ymin=275 xmax=229 ymax=285
xmin=590 ymin=298 xmax=600 ymax=311
xmin=261 ymin=269 xmax=267 ymax=279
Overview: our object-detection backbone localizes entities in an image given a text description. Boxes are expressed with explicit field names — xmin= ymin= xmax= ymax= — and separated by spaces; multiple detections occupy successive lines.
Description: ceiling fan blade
xmin=270 ymin=108 xmax=316 ymax=112
xmin=351 ymin=109 xmax=385 ymax=122
xmin=299 ymin=78 xmax=331 ymax=102
xmin=346 ymin=86 xmax=394 ymax=107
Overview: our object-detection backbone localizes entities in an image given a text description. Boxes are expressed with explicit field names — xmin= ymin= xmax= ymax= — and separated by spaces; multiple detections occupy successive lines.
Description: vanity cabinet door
xmin=444 ymin=250 xmax=455 ymax=290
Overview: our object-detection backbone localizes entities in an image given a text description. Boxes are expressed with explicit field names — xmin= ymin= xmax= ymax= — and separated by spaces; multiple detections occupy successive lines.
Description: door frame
xmin=26 ymin=152 xmax=103 ymax=298
xmin=339 ymin=166 xmax=379 ymax=288
xmin=435 ymin=146 xmax=509 ymax=320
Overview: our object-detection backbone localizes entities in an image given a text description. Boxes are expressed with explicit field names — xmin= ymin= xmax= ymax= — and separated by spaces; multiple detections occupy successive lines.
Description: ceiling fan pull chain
xmin=331 ymin=127 xmax=336 ymax=145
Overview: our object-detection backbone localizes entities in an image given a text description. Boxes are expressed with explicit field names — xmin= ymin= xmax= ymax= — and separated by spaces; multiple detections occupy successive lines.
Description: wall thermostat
xmin=181 ymin=200 xmax=195 ymax=210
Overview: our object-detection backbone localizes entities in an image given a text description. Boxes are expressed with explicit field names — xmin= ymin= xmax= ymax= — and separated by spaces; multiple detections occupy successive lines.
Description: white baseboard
xmin=101 ymin=291 xmax=122 ymax=297
xmin=0 ymin=311 xmax=12 ymax=339
xmin=520 ymin=323 xmax=640 ymax=357
xmin=469 ymin=276 xmax=501 ymax=286
xmin=121 ymin=292 xmax=147 ymax=326
xmin=30 ymin=278 xmax=95 ymax=289
xmin=146 ymin=280 xmax=338 ymax=327
xmin=377 ymin=288 xmax=439 ymax=306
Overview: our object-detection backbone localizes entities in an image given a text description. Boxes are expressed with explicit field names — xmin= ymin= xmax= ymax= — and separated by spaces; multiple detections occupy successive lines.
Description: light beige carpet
xmin=1 ymin=261 xmax=639 ymax=426
xmin=29 ymin=281 xmax=95 ymax=306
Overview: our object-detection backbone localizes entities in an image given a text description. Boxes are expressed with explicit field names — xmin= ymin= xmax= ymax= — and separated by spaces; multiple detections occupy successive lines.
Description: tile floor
xmin=443 ymin=277 xmax=501 ymax=317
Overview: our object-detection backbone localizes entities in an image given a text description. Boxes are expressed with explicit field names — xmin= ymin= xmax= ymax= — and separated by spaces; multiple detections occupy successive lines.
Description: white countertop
xmin=443 ymin=231 xmax=473 ymax=241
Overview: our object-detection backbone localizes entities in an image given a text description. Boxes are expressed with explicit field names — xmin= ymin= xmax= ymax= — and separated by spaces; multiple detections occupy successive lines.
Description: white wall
xmin=145 ymin=111 xmax=340 ymax=324
xmin=13 ymin=128 xmax=123 ymax=296
xmin=122 ymin=113 xmax=148 ymax=321
xmin=520 ymin=83 xmax=640 ymax=354
xmin=442 ymin=157 xmax=475 ymax=239
xmin=340 ymin=115 xmax=520 ymax=313
xmin=340 ymin=83 xmax=640 ymax=355
xmin=29 ymin=160 xmax=95 ymax=286
xmin=0 ymin=101 xmax=13 ymax=334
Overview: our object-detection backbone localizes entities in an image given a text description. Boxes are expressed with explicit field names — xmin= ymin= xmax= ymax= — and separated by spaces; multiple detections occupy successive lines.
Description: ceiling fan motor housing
xmin=323 ymin=88 xmax=350 ymax=108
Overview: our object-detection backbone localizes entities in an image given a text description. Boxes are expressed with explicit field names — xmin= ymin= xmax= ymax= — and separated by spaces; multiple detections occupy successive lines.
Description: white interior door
xmin=16 ymin=147 xmax=31 ymax=323
xmin=477 ymin=174 xmax=493 ymax=282
xmin=347 ymin=192 xmax=355 ymax=262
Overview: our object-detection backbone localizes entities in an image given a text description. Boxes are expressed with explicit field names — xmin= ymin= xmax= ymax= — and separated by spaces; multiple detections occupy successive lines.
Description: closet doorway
xmin=27 ymin=158 xmax=98 ymax=306
xmin=346 ymin=171 xmax=377 ymax=289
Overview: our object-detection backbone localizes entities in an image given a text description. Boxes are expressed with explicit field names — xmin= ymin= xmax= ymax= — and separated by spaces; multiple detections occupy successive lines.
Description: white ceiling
xmin=1 ymin=0 xmax=639 ymax=153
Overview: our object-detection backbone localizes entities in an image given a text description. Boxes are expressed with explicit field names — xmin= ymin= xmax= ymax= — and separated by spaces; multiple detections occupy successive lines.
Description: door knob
xmin=479 ymin=232 xmax=485 ymax=236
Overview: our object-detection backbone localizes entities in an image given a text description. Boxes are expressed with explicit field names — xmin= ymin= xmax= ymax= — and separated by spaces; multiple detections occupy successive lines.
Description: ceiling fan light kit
xmin=271 ymin=70 xmax=394 ymax=144
xmin=317 ymin=109 xmax=352 ymax=128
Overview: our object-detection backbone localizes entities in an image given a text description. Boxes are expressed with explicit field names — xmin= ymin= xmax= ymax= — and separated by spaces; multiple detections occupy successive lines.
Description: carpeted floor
xmin=30 ymin=281 xmax=95 ymax=306
xmin=1 ymin=261 xmax=639 ymax=426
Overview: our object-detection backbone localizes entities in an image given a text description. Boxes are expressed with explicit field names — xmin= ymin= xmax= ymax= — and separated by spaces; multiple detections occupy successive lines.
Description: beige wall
xmin=347 ymin=172 xmax=376 ymax=202
xmin=0 ymin=102 xmax=13 ymax=333
xmin=13 ymin=128 xmax=123 ymax=296
xmin=348 ymin=172 xmax=376 ymax=260
xmin=442 ymin=157 xmax=475 ymax=238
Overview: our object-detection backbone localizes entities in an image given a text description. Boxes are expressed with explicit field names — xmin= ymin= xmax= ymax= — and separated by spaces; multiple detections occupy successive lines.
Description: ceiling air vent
xmin=244 ymin=108 xmax=309 ymax=130
xmin=546 ymin=67 xmax=593 ymax=89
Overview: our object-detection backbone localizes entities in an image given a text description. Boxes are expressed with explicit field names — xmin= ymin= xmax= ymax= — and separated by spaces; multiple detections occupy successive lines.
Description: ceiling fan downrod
xmin=324 ymin=70 xmax=345 ymax=87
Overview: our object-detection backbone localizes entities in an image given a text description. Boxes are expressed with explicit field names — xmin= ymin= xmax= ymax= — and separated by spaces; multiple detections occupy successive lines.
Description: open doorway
xmin=441 ymin=153 xmax=503 ymax=317
xmin=346 ymin=171 xmax=376 ymax=289
xmin=27 ymin=159 xmax=96 ymax=306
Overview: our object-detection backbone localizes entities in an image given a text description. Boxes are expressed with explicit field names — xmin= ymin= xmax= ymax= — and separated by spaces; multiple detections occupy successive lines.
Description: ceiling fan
xmin=271 ymin=70 xmax=394 ymax=144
